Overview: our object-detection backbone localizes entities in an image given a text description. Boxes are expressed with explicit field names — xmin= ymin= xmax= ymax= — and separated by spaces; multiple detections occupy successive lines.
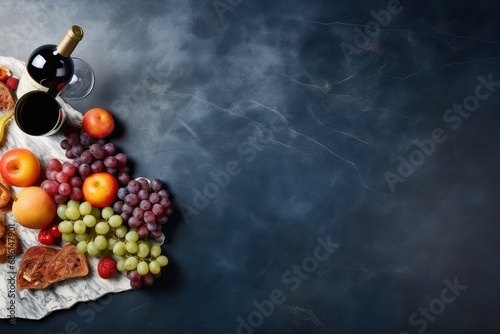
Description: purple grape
xmin=61 ymin=139 xmax=72 ymax=150
xmin=66 ymin=132 xmax=80 ymax=146
xmin=120 ymin=212 xmax=131 ymax=222
xmin=90 ymin=144 xmax=106 ymax=159
xmin=128 ymin=217 xmax=143 ymax=228
xmin=144 ymin=211 xmax=155 ymax=224
xmin=137 ymin=178 xmax=150 ymax=191
xmin=141 ymin=273 xmax=154 ymax=286
xmin=54 ymin=194 xmax=68 ymax=204
xmin=130 ymin=280 xmax=142 ymax=290
xmin=47 ymin=158 xmax=63 ymax=172
xmin=115 ymin=153 xmax=128 ymax=166
xmin=140 ymin=200 xmax=151 ymax=211
xmin=91 ymin=160 xmax=104 ymax=173
xmin=128 ymin=270 xmax=141 ymax=282
xmin=151 ymin=179 xmax=162 ymax=192
xmin=151 ymin=225 xmax=163 ymax=239
xmin=125 ymin=194 xmax=140 ymax=207
xmin=71 ymin=143 xmax=85 ymax=156
xmin=149 ymin=192 xmax=160 ymax=204
xmin=158 ymin=189 xmax=169 ymax=198
xmin=152 ymin=203 xmax=163 ymax=216
xmin=80 ymin=132 xmax=93 ymax=146
xmin=113 ymin=200 xmax=124 ymax=213
xmin=96 ymin=139 xmax=107 ymax=146
xmin=65 ymin=150 xmax=76 ymax=159
xmin=146 ymin=222 xmax=157 ymax=232
xmin=41 ymin=180 xmax=60 ymax=196
xmin=138 ymin=189 xmax=150 ymax=200
xmin=79 ymin=150 xmax=94 ymax=164
xmin=58 ymin=183 xmax=71 ymax=196
xmin=137 ymin=225 xmax=149 ymax=239
xmin=118 ymin=172 xmax=131 ymax=185
xmin=69 ymin=176 xmax=83 ymax=187
xmin=78 ymin=163 xmax=91 ymax=177
xmin=122 ymin=204 xmax=133 ymax=215
xmin=69 ymin=187 xmax=83 ymax=201
xmin=127 ymin=180 xmax=140 ymax=194
xmin=133 ymin=207 xmax=144 ymax=219
xmin=118 ymin=188 xmax=129 ymax=200
xmin=160 ymin=197 xmax=171 ymax=209
xmin=103 ymin=143 xmax=116 ymax=156
xmin=104 ymin=156 xmax=117 ymax=168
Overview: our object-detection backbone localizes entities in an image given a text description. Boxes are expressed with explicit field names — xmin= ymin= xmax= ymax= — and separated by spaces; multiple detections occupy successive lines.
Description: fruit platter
xmin=0 ymin=56 xmax=173 ymax=320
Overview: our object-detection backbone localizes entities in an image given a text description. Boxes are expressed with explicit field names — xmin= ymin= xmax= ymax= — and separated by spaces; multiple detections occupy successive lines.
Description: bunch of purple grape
xmin=41 ymin=158 xmax=84 ymax=204
xmin=60 ymin=127 xmax=131 ymax=186
xmin=113 ymin=178 xmax=172 ymax=239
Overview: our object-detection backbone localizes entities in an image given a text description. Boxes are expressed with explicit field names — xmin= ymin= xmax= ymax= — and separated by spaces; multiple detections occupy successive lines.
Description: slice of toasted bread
xmin=0 ymin=81 xmax=15 ymax=111
xmin=16 ymin=246 xmax=59 ymax=290
xmin=46 ymin=243 xmax=89 ymax=284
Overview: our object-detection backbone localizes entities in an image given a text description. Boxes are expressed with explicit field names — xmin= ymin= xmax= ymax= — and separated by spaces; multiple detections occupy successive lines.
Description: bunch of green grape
xmin=57 ymin=200 xmax=168 ymax=288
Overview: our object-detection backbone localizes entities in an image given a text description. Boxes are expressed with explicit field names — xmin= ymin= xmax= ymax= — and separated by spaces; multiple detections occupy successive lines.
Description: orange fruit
xmin=13 ymin=186 xmax=56 ymax=229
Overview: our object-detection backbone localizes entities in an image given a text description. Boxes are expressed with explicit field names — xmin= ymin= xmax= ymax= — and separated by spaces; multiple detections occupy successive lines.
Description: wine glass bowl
xmin=59 ymin=57 xmax=95 ymax=101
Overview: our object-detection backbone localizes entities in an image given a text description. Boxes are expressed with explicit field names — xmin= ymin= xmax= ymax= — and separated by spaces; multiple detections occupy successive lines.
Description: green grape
xmin=125 ymin=231 xmax=139 ymax=242
xmin=115 ymin=225 xmax=128 ymax=238
xmin=107 ymin=238 xmax=117 ymax=250
xmin=102 ymin=206 xmax=114 ymax=219
xmin=83 ymin=215 xmax=97 ymax=228
xmin=67 ymin=199 xmax=81 ymax=208
xmin=124 ymin=257 xmax=138 ymax=270
xmin=90 ymin=207 xmax=101 ymax=219
xmin=156 ymin=255 xmax=169 ymax=267
xmin=57 ymin=204 xmax=68 ymax=220
xmin=116 ymin=259 xmax=126 ymax=272
xmin=62 ymin=232 xmax=75 ymax=243
xmin=95 ymin=222 xmax=110 ymax=235
xmin=58 ymin=220 xmax=74 ymax=234
xmin=79 ymin=201 xmax=93 ymax=216
xmin=108 ymin=215 xmax=123 ymax=228
xmin=149 ymin=260 xmax=161 ymax=275
xmin=66 ymin=206 xmax=81 ymax=221
xmin=137 ymin=261 xmax=149 ymax=275
xmin=126 ymin=241 xmax=138 ymax=254
xmin=87 ymin=241 xmax=100 ymax=256
xmin=75 ymin=233 xmax=90 ymax=242
xmin=94 ymin=235 xmax=108 ymax=250
xmin=137 ymin=243 xmax=150 ymax=258
xmin=76 ymin=241 xmax=88 ymax=253
xmin=113 ymin=241 xmax=126 ymax=256
xmin=150 ymin=244 xmax=162 ymax=258
xmin=73 ymin=220 xmax=87 ymax=235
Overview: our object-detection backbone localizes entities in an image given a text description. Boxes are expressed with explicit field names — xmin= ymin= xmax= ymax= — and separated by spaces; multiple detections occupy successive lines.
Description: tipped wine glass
xmin=59 ymin=57 xmax=95 ymax=101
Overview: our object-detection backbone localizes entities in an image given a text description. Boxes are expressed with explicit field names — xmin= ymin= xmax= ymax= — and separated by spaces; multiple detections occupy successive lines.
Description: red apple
xmin=82 ymin=172 xmax=118 ymax=208
xmin=0 ymin=148 xmax=41 ymax=187
xmin=82 ymin=107 xmax=115 ymax=138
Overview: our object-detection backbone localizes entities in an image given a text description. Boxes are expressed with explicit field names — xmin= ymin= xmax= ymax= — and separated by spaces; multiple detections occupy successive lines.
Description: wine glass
xmin=59 ymin=57 xmax=95 ymax=101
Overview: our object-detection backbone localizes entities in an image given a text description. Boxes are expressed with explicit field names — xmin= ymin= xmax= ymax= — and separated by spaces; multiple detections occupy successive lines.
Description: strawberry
xmin=97 ymin=256 xmax=117 ymax=279
xmin=6 ymin=77 xmax=18 ymax=91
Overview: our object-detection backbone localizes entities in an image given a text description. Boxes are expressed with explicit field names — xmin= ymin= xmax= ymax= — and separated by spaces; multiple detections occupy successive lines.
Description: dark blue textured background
xmin=1 ymin=0 xmax=500 ymax=333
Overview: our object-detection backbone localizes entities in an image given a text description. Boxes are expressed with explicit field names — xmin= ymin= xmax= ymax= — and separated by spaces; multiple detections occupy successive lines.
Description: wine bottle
xmin=17 ymin=25 xmax=84 ymax=98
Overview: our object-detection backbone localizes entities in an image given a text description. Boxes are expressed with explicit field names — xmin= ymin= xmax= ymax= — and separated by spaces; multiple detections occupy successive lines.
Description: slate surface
xmin=0 ymin=0 xmax=499 ymax=333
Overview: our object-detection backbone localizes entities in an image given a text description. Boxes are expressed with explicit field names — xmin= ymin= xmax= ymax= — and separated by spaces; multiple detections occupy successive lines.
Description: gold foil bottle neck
xmin=57 ymin=25 xmax=84 ymax=57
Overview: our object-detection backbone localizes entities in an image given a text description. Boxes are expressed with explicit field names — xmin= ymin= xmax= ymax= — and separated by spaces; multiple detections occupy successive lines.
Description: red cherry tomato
xmin=49 ymin=223 xmax=62 ymax=238
xmin=38 ymin=230 xmax=55 ymax=245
